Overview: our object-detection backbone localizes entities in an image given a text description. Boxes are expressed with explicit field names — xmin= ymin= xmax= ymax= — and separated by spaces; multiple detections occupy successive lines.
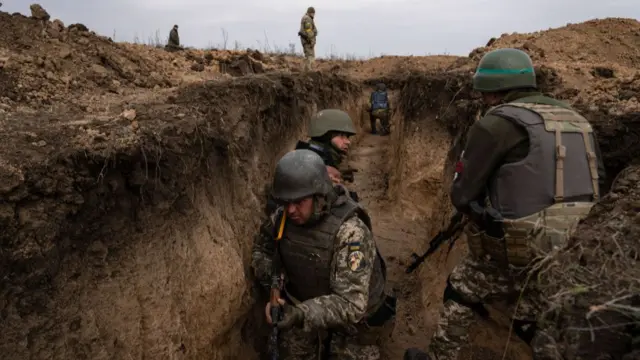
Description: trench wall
xmin=0 ymin=72 xmax=363 ymax=360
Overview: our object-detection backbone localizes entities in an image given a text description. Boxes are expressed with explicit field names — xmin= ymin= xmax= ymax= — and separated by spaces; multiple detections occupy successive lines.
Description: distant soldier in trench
xmin=265 ymin=109 xmax=360 ymax=214
xmin=403 ymin=48 xmax=607 ymax=360
xmin=252 ymin=149 xmax=396 ymax=360
xmin=298 ymin=6 xmax=318 ymax=71
xmin=368 ymin=83 xmax=391 ymax=135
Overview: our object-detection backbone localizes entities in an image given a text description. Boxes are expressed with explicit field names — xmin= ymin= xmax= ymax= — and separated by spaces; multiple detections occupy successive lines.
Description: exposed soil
xmin=1 ymin=6 xmax=639 ymax=360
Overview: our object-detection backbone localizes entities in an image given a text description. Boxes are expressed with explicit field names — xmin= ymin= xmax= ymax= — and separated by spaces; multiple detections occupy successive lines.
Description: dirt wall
xmin=0 ymin=72 xmax=362 ymax=360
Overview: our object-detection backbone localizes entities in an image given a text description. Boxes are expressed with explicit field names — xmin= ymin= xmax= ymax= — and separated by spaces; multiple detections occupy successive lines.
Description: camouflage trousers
xmin=427 ymin=256 xmax=542 ymax=360
xmin=369 ymin=110 xmax=390 ymax=134
xmin=301 ymin=39 xmax=316 ymax=71
xmin=280 ymin=317 xmax=395 ymax=360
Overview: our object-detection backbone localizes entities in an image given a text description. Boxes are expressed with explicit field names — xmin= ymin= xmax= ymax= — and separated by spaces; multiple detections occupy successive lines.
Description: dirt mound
xmin=0 ymin=9 xmax=307 ymax=113
xmin=533 ymin=164 xmax=640 ymax=359
xmin=0 ymin=11 xmax=176 ymax=109
xmin=469 ymin=18 xmax=640 ymax=67
xmin=0 ymin=71 xmax=362 ymax=360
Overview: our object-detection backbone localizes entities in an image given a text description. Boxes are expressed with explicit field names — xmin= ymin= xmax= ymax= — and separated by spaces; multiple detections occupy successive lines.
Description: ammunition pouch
xmin=466 ymin=202 xmax=595 ymax=267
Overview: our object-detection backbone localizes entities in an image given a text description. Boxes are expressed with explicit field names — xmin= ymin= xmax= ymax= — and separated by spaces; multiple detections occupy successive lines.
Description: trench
xmin=1 ymin=68 xmax=638 ymax=360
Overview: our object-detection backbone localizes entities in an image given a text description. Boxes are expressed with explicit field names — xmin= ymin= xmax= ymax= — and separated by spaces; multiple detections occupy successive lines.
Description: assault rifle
xmin=405 ymin=211 xmax=467 ymax=273
xmin=268 ymin=212 xmax=287 ymax=360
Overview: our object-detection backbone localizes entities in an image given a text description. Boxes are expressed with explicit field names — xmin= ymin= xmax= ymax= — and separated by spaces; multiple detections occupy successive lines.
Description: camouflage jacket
xmin=251 ymin=204 xmax=378 ymax=331
xmin=299 ymin=14 xmax=317 ymax=41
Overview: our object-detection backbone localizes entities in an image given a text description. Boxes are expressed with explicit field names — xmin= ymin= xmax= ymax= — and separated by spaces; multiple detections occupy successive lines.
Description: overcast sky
xmin=2 ymin=1 xmax=639 ymax=57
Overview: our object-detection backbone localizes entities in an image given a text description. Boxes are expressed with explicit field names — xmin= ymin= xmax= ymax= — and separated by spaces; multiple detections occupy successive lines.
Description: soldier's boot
xmin=381 ymin=122 xmax=390 ymax=136
xmin=403 ymin=348 xmax=430 ymax=360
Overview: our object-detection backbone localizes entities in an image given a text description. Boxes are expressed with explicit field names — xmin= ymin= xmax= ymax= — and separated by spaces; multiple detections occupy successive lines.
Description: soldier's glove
xmin=276 ymin=305 xmax=304 ymax=330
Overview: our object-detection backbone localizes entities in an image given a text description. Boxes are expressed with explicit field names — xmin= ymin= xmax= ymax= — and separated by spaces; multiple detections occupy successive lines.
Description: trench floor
xmin=348 ymin=133 xmax=431 ymax=359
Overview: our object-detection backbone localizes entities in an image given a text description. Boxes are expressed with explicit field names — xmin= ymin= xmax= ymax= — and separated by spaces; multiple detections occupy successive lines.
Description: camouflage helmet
xmin=271 ymin=149 xmax=333 ymax=202
xmin=473 ymin=48 xmax=536 ymax=93
xmin=307 ymin=6 xmax=315 ymax=14
xmin=308 ymin=109 xmax=356 ymax=138
xmin=376 ymin=82 xmax=386 ymax=91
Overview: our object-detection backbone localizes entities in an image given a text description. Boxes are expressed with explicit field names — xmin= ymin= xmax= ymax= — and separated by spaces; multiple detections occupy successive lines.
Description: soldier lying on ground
xmin=252 ymin=149 xmax=396 ymax=360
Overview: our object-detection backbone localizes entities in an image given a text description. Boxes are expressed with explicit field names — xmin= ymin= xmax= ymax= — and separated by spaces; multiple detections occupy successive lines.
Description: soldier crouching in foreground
xmin=252 ymin=149 xmax=396 ymax=359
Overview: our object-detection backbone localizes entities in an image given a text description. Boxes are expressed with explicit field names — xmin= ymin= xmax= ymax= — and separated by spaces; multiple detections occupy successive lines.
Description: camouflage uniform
xmin=368 ymin=83 xmax=391 ymax=135
xmin=405 ymin=49 xmax=603 ymax=360
xmin=252 ymin=150 xmax=395 ymax=360
xmin=299 ymin=7 xmax=318 ymax=71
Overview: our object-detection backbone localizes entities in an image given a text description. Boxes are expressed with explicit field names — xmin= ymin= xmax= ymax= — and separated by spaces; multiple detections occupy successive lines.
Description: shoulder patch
xmin=348 ymin=250 xmax=366 ymax=272
xmin=348 ymin=241 xmax=361 ymax=251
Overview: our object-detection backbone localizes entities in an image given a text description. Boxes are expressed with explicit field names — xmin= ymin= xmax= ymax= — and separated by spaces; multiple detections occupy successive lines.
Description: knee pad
xmin=442 ymin=278 xmax=489 ymax=319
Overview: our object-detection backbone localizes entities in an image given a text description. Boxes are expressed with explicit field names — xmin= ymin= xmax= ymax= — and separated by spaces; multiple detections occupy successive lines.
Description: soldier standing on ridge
xmin=299 ymin=6 xmax=318 ymax=71
xmin=368 ymin=83 xmax=391 ymax=135
xmin=403 ymin=48 xmax=606 ymax=360
xmin=165 ymin=24 xmax=182 ymax=51
xmin=252 ymin=149 xmax=396 ymax=359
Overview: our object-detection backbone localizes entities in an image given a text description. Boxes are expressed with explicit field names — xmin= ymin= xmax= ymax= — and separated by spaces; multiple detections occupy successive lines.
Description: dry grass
xmin=521 ymin=165 xmax=640 ymax=356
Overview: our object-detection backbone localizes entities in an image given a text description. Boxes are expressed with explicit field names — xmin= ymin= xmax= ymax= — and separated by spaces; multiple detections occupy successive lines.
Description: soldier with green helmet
xmin=252 ymin=149 xmax=396 ymax=359
xmin=403 ymin=48 xmax=606 ymax=360
xmin=306 ymin=109 xmax=355 ymax=163
xmin=264 ymin=109 xmax=359 ymax=215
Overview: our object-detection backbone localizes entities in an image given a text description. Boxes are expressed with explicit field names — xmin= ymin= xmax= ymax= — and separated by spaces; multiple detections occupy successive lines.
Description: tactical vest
xmin=465 ymin=102 xmax=600 ymax=266
xmin=371 ymin=91 xmax=389 ymax=111
xmin=279 ymin=192 xmax=387 ymax=315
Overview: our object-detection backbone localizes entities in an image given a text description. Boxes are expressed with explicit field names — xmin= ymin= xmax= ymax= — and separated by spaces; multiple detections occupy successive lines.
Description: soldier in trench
xmin=252 ymin=149 xmax=396 ymax=359
xmin=367 ymin=83 xmax=391 ymax=135
xmin=299 ymin=6 xmax=318 ymax=71
xmin=265 ymin=109 xmax=360 ymax=214
xmin=297 ymin=109 xmax=357 ymax=184
xmin=403 ymin=48 xmax=607 ymax=360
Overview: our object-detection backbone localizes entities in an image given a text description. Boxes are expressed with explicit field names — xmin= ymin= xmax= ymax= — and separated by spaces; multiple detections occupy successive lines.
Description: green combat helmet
xmin=473 ymin=48 xmax=536 ymax=93
xmin=308 ymin=109 xmax=356 ymax=138
xmin=271 ymin=149 xmax=333 ymax=202
xmin=307 ymin=6 xmax=315 ymax=14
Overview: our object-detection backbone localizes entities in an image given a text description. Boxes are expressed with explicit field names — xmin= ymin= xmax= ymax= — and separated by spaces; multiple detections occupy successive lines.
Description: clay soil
xmin=1 ymin=7 xmax=640 ymax=360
